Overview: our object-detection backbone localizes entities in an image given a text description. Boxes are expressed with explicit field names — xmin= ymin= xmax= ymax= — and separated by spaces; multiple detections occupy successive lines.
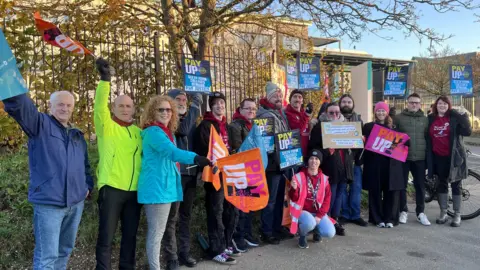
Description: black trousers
xmin=162 ymin=175 xmax=197 ymax=261
xmin=234 ymin=211 xmax=253 ymax=241
xmin=203 ymin=178 xmax=239 ymax=257
xmin=368 ymin=169 xmax=399 ymax=224
xmin=433 ymin=155 xmax=462 ymax=195
xmin=95 ymin=186 xmax=142 ymax=270
xmin=399 ymin=160 xmax=426 ymax=215
xmin=223 ymin=200 xmax=239 ymax=248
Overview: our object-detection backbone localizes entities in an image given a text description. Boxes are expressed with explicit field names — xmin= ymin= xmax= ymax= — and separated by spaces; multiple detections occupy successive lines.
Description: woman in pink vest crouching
xmin=289 ymin=149 xmax=336 ymax=249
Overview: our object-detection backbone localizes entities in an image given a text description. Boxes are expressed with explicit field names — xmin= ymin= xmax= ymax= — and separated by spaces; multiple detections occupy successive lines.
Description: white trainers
xmin=386 ymin=223 xmax=394 ymax=228
xmin=417 ymin=213 xmax=431 ymax=226
xmin=377 ymin=222 xmax=385 ymax=228
xmin=399 ymin=211 xmax=408 ymax=224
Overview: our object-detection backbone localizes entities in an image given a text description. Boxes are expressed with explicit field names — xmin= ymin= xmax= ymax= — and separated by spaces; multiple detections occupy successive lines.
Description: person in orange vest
xmin=289 ymin=149 xmax=336 ymax=249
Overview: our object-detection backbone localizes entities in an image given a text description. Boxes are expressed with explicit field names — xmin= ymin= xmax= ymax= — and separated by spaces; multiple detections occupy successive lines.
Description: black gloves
xmin=96 ymin=58 xmax=112 ymax=82
xmin=194 ymin=155 xmax=212 ymax=168
xmin=305 ymin=102 xmax=314 ymax=115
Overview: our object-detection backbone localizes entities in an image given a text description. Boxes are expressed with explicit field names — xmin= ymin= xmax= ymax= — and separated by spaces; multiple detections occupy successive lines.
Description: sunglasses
xmin=157 ymin=108 xmax=172 ymax=113
xmin=328 ymin=111 xmax=341 ymax=116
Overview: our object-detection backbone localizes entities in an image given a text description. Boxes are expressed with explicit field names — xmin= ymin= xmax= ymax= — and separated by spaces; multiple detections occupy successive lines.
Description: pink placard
xmin=365 ymin=124 xmax=410 ymax=162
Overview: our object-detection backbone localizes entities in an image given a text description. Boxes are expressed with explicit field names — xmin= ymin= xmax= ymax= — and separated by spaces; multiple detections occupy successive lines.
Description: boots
xmin=436 ymin=193 xmax=449 ymax=224
xmin=451 ymin=195 xmax=462 ymax=227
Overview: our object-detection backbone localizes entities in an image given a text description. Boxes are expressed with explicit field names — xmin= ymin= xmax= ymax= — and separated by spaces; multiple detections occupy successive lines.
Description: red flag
xmin=34 ymin=12 xmax=93 ymax=56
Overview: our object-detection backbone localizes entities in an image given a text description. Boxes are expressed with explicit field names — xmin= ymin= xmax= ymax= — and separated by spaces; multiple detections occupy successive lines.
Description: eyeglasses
xmin=157 ymin=108 xmax=172 ymax=113
xmin=242 ymin=107 xmax=257 ymax=112
xmin=408 ymin=101 xmax=421 ymax=105
xmin=328 ymin=111 xmax=341 ymax=116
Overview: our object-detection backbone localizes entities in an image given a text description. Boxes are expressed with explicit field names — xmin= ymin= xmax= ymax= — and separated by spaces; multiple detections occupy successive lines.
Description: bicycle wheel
xmin=447 ymin=170 xmax=480 ymax=220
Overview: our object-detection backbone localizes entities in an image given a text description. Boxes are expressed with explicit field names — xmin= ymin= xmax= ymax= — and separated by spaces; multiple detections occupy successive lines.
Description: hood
xmin=401 ymin=108 xmax=425 ymax=117
xmin=203 ymin=111 xmax=227 ymax=124
xmin=318 ymin=113 xmax=345 ymax=123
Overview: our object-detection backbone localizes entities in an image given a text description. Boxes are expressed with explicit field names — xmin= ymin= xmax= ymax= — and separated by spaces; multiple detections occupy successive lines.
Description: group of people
xmin=3 ymin=57 xmax=472 ymax=270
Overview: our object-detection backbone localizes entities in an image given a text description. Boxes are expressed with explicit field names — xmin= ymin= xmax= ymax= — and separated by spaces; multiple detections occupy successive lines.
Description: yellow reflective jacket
xmin=94 ymin=81 xmax=142 ymax=191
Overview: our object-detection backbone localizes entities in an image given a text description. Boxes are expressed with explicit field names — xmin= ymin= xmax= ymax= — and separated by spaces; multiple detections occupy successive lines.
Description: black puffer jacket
xmin=228 ymin=118 xmax=251 ymax=153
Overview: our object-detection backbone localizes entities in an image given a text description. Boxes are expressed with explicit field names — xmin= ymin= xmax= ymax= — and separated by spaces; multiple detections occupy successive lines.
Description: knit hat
xmin=374 ymin=102 xmax=390 ymax=115
xmin=307 ymin=149 xmax=324 ymax=163
xmin=167 ymin=88 xmax=187 ymax=99
xmin=209 ymin=91 xmax=226 ymax=108
xmin=289 ymin=89 xmax=304 ymax=102
xmin=265 ymin=82 xmax=282 ymax=100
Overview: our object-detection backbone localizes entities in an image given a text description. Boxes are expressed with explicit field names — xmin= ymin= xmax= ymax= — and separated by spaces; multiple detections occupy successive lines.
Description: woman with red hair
xmin=426 ymin=96 xmax=471 ymax=227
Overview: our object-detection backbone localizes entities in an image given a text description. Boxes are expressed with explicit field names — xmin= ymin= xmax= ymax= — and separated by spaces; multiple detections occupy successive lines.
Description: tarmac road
xmin=189 ymin=147 xmax=480 ymax=270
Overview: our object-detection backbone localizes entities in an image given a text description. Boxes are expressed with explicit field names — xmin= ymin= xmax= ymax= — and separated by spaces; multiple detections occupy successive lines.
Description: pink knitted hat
xmin=374 ymin=102 xmax=390 ymax=114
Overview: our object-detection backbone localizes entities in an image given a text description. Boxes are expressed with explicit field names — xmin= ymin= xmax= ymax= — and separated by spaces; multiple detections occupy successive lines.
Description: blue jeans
xmin=33 ymin=201 xmax=85 ymax=270
xmin=329 ymin=182 xmax=346 ymax=218
xmin=341 ymin=166 xmax=363 ymax=220
xmin=298 ymin=211 xmax=335 ymax=238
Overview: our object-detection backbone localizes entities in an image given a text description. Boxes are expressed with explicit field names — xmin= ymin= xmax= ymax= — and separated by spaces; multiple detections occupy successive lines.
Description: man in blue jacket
xmin=3 ymin=91 xmax=93 ymax=269
xmin=162 ymin=89 xmax=203 ymax=270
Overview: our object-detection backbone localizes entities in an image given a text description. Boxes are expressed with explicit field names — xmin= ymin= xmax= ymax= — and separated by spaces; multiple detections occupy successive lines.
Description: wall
xmin=350 ymin=61 xmax=373 ymax=122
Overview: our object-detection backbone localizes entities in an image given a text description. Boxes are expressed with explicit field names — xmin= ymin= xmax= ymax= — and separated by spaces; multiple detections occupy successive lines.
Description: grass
xmin=0 ymin=144 xmax=210 ymax=269
xmin=0 ymin=144 xmax=373 ymax=268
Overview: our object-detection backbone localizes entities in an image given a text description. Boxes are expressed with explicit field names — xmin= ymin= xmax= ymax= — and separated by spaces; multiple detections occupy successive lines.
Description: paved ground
xmin=187 ymin=147 xmax=480 ymax=270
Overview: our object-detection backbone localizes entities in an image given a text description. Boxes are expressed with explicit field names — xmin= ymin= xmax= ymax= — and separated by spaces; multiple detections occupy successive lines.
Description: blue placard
xmin=182 ymin=57 xmax=212 ymax=93
xmin=384 ymin=66 xmax=408 ymax=96
xmin=286 ymin=59 xmax=298 ymax=89
xmin=450 ymin=64 xmax=473 ymax=96
xmin=275 ymin=129 xmax=303 ymax=170
xmin=252 ymin=117 xmax=275 ymax=153
xmin=298 ymin=56 xmax=320 ymax=90
xmin=0 ymin=29 xmax=28 ymax=100
xmin=238 ymin=124 xmax=268 ymax=170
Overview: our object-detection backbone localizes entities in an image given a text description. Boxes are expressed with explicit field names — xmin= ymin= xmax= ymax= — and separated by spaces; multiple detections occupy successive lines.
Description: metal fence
xmin=1 ymin=19 xmax=272 ymax=137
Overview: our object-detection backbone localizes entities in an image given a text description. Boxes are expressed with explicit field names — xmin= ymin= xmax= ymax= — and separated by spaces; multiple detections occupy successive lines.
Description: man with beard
xmin=257 ymin=82 xmax=291 ymax=245
xmin=338 ymin=94 xmax=368 ymax=227
xmin=162 ymin=89 xmax=203 ymax=270
xmin=283 ymin=89 xmax=314 ymax=159
xmin=309 ymin=102 xmax=355 ymax=236
xmin=228 ymin=98 xmax=261 ymax=252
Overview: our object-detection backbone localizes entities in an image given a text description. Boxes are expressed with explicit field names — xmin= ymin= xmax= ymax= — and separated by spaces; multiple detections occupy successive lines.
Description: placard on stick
xmin=321 ymin=122 xmax=364 ymax=149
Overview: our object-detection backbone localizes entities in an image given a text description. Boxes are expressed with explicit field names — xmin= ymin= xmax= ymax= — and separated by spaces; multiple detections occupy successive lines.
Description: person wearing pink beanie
xmin=361 ymin=101 xmax=406 ymax=228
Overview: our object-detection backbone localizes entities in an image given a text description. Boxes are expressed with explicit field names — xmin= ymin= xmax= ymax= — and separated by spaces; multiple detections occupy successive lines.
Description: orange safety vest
xmin=289 ymin=171 xmax=329 ymax=234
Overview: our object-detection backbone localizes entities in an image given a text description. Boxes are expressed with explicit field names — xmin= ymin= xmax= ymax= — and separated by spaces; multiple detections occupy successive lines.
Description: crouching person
xmin=289 ymin=150 xmax=335 ymax=249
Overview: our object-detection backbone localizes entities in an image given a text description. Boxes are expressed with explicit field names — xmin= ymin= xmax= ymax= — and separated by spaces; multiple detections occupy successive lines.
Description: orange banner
xmin=34 ymin=12 xmax=93 ymax=56
xmin=282 ymin=179 xmax=292 ymax=227
xmin=216 ymin=148 xmax=268 ymax=213
xmin=202 ymin=125 xmax=229 ymax=190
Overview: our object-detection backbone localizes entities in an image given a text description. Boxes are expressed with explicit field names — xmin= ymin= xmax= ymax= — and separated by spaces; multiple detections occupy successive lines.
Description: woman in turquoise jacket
xmin=138 ymin=95 xmax=210 ymax=270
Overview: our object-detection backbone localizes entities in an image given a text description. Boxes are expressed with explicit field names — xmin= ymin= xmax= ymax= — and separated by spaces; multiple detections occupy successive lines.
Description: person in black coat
xmin=426 ymin=96 xmax=472 ymax=227
xmin=309 ymin=102 xmax=355 ymax=236
xmin=362 ymin=102 xmax=406 ymax=228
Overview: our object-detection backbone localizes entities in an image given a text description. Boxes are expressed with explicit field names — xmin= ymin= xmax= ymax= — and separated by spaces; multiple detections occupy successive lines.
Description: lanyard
xmin=306 ymin=174 xmax=320 ymax=210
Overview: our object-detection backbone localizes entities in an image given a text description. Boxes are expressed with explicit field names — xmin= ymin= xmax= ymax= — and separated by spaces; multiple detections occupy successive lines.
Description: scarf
xmin=113 ymin=115 xmax=134 ymax=127
xmin=232 ymin=108 xmax=252 ymax=131
xmin=203 ymin=112 xmax=230 ymax=149
xmin=144 ymin=121 xmax=179 ymax=170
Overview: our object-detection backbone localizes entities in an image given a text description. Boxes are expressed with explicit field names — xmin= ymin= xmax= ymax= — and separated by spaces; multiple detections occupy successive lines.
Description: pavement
xmin=187 ymin=146 xmax=480 ymax=270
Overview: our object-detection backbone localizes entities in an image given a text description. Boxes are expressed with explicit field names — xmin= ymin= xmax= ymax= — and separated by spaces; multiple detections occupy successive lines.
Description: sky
xmin=308 ymin=5 xmax=479 ymax=60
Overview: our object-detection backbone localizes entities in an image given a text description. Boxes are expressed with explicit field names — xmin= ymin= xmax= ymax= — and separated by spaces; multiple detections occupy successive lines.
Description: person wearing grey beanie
xmin=257 ymin=81 xmax=292 ymax=245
